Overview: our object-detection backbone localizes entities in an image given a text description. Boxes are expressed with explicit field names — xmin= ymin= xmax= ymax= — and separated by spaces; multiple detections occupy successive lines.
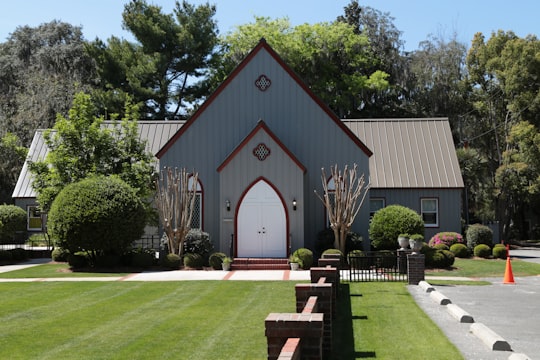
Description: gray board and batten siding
xmin=156 ymin=42 xmax=372 ymax=254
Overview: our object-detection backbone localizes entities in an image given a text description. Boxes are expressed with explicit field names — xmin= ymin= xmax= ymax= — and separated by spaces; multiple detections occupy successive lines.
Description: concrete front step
xmin=231 ymin=258 xmax=289 ymax=270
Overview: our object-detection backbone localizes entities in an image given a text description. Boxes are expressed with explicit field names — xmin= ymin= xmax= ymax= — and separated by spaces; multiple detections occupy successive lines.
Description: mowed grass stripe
xmin=0 ymin=282 xmax=295 ymax=360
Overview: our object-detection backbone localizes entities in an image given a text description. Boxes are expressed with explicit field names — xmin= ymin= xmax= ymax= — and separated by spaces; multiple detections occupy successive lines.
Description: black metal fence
xmin=345 ymin=251 xmax=408 ymax=282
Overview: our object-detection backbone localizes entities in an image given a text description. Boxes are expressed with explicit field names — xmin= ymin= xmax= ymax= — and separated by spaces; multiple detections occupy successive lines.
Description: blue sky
xmin=1 ymin=0 xmax=539 ymax=51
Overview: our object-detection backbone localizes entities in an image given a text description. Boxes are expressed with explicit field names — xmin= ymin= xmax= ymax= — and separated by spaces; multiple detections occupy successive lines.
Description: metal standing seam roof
xmin=343 ymin=118 xmax=464 ymax=189
xmin=11 ymin=121 xmax=184 ymax=199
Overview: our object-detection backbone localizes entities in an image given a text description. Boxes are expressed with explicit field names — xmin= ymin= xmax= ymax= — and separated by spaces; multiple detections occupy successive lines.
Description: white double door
xmin=237 ymin=180 xmax=286 ymax=258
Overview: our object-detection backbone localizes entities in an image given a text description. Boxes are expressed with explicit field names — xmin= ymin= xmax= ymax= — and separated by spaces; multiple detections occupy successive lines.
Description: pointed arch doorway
xmin=237 ymin=179 xmax=287 ymax=258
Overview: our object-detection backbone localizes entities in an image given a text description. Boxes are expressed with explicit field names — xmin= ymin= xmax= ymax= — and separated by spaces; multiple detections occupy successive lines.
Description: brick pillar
xmin=265 ymin=313 xmax=324 ymax=360
xmin=295 ymin=283 xmax=332 ymax=357
xmin=407 ymin=253 xmax=425 ymax=285
xmin=310 ymin=267 xmax=339 ymax=305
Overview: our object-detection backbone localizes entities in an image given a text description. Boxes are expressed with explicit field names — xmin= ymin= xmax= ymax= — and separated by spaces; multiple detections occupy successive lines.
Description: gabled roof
xmin=156 ymin=38 xmax=372 ymax=159
xmin=217 ymin=120 xmax=306 ymax=173
xmin=12 ymin=121 xmax=183 ymax=199
xmin=343 ymin=118 xmax=464 ymax=189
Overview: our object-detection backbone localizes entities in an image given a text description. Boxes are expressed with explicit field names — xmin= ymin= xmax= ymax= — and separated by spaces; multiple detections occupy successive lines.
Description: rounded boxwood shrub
xmin=48 ymin=175 xmax=146 ymax=266
xmin=0 ymin=204 xmax=27 ymax=244
xmin=427 ymin=249 xmax=454 ymax=268
xmin=441 ymin=250 xmax=455 ymax=267
xmin=428 ymin=232 xmax=464 ymax=248
xmin=209 ymin=252 xmax=227 ymax=270
xmin=474 ymin=244 xmax=491 ymax=258
xmin=466 ymin=224 xmax=493 ymax=249
xmin=183 ymin=253 xmax=204 ymax=269
xmin=369 ymin=205 xmax=424 ymax=250
xmin=293 ymin=248 xmax=314 ymax=269
xmin=433 ymin=244 xmax=450 ymax=251
xmin=492 ymin=244 xmax=507 ymax=259
xmin=450 ymin=243 xmax=469 ymax=258
xmin=160 ymin=253 xmax=181 ymax=269
xmin=52 ymin=247 xmax=70 ymax=262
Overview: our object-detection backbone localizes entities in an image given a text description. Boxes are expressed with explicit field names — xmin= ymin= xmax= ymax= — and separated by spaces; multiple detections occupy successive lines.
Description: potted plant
xmin=409 ymin=234 xmax=424 ymax=254
xmin=222 ymin=257 xmax=232 ymax=271
xmin=397 ymin=233 xmax=410 ymax=250
xmin=289 ymin=254 xmax=301 ymax=271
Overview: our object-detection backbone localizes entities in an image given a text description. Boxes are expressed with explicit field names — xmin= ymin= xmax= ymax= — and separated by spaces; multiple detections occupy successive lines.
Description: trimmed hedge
xmin=0 ymin=205 xmax=27 ymax=243
xmin=48 ymin=175 xmax=146 ymax=264
xmin=183 ymin=229 xmax=214 ymax=266
xmin=292 ymin=248 xmax=314 ymax=269
xmin=450 ymin=243 xmax=469 ymax=258
xmin=209 ymin=252 xmax=226 ymax=270
xmin=492 ymin=244 xmax=507 ymax=259
xmin=474 ymin=244 xmax=491 ymax=258
xmin=369 ymin=205 xmax=424 ymax=250
xmin=183 ymin=253 xmax=204 ymax=269
xmin=160 ymin=253 xmax=181 ymax=269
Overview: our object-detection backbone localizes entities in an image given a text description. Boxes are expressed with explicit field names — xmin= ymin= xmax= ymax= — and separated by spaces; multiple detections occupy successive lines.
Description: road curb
xmin=470 ymin=323 xmax=512 ymax=351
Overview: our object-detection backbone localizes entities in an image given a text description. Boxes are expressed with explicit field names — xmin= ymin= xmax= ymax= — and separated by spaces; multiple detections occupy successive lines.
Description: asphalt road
xmin=410 ymin=248 xmax=540 ymax=360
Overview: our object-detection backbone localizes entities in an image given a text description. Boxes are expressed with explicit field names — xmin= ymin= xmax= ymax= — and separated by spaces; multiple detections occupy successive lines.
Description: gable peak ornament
xmin=253 ymin=143 xmax=271 ymax=161
xmin=255 ymin=74 xmax=271 ymax=91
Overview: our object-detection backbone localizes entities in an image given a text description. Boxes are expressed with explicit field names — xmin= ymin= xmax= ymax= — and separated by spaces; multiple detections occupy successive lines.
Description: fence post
xmin=407 ymin=253 xmax=425 ymax=285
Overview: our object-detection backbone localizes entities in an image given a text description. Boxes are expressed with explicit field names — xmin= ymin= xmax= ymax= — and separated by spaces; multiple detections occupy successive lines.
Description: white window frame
xmin=27 ymin=205 xmax=43 ymax=231
xmin=188 ymin=176 xmax=203 ymax=230
xmin=421 ymin=198 xmax=439 ymax=227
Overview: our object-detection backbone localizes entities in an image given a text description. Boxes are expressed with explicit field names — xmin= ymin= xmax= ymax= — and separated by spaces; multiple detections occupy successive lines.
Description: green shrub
xmin=321 ymin=248 xmax=343 ymax=258
xmin=0 ymin=205 xmax=27 ymax=243
xmin=209 ymin=252 xmax=227 ymax=270
xmin=160 ymin=253 xmax=181 ymax=269
xmin=441 ymin=250 xmax=455 ymax=267
xmin=450 ymin=243 xmax=469 ymax=258
xmin=95 ymin=254 xmax=121 ymax=268
xmin=52 ymin=247 xmax=70 ymax=262
xmin=183 ymin=253 xmax=204 ymax=269
xmin=315 ymin=228 xmax=363 ymax=256
xmin=492 ymin=244 xmax=507 ymax=259
xmin=369 ymin=205 xmax=424 ymax=250
xmin=428 ymin=250 xmax=447 ymax=268
xmin=428 ymin=232 xmax=464 ymax=247
xmin=131 ymin=251 xmax=155 ymax=268
xmin=433 ymin=244 xmax=450 ymax=251
xmin=293 ymin=248 xmax=314 ymax=269
xmin=183 ymin=229 xmax=214 ymax=266
xmin=466 ymin=224 xmax=493 ymax=249
xmin=68 ymin=253 xmax=88 ymax=269
xmin=9 ymin=247 xmax=28 ymax=261
xmin=474 ymin=244 xmax=491 ymax=258
xmin=0 ymin=249 xmax=14 ymax=262
xmin=48 ymin=176 xmax=146 ymax=265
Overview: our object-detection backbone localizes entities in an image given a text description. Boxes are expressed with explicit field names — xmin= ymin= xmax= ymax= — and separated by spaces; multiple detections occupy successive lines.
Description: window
xmin=369 ymin=198 xmax=385 ymax=218
xmin=188 ymin=177 xmax=203 ymax=229
xmin=421 ymin=198 xmax=439 ymax=227
xmin=27 ymin=205 xmax=43 ymax=231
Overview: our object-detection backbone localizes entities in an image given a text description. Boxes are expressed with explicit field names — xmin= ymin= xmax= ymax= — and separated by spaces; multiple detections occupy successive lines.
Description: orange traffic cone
xmin=503 ymin=256 xmax=515 ymax=284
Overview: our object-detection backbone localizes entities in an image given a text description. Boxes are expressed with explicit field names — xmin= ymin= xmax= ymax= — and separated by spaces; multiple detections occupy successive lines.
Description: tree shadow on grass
xmin=332 ymin=283 xmax=376 ymax=359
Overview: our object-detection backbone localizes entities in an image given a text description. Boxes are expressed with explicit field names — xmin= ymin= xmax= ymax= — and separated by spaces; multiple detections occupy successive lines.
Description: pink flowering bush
xmin=428 ymin=232 xmax=464 ymax=248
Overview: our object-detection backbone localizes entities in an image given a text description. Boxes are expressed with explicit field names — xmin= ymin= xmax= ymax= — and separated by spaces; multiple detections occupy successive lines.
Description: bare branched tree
xmin=155 ymin=167 xmax=198 ymax=256
xmin=314 ymin=164 xmax=370 ymax=254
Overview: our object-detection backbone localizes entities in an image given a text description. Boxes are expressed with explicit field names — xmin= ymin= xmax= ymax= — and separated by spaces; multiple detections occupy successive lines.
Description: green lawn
xmin=0 ymin=281 xmax=463 ymax=360
xmin=0 ymin=263 xmax=130 ymax=278
xmin=426 ymin=257 xmax=540 ymax=278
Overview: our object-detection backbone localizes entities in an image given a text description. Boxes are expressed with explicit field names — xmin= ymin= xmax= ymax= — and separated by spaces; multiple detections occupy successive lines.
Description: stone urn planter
xmin=409 ymin=235 xmax=424 ymax=254
xmin=397 ymin=234 xmax=410 ymax=250
xmin=222 ymin=257 xmax=232 ymax=271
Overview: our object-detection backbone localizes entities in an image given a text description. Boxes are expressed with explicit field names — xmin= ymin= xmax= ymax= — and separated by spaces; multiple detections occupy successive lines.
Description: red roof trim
xmin=157 ymin=38 xmax=372 ymax=159
xmin=217 ymin=120 xmax=307 ymax=173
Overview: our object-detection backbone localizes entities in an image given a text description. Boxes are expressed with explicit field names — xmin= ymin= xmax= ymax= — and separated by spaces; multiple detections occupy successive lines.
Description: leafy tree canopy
xmin=207 ymin=16 xmax=390 ymax=118
xmin=87 ymin=0 xmax=219 ymax=119
xmin=29 ymin=92 xmax=155 ymax=214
